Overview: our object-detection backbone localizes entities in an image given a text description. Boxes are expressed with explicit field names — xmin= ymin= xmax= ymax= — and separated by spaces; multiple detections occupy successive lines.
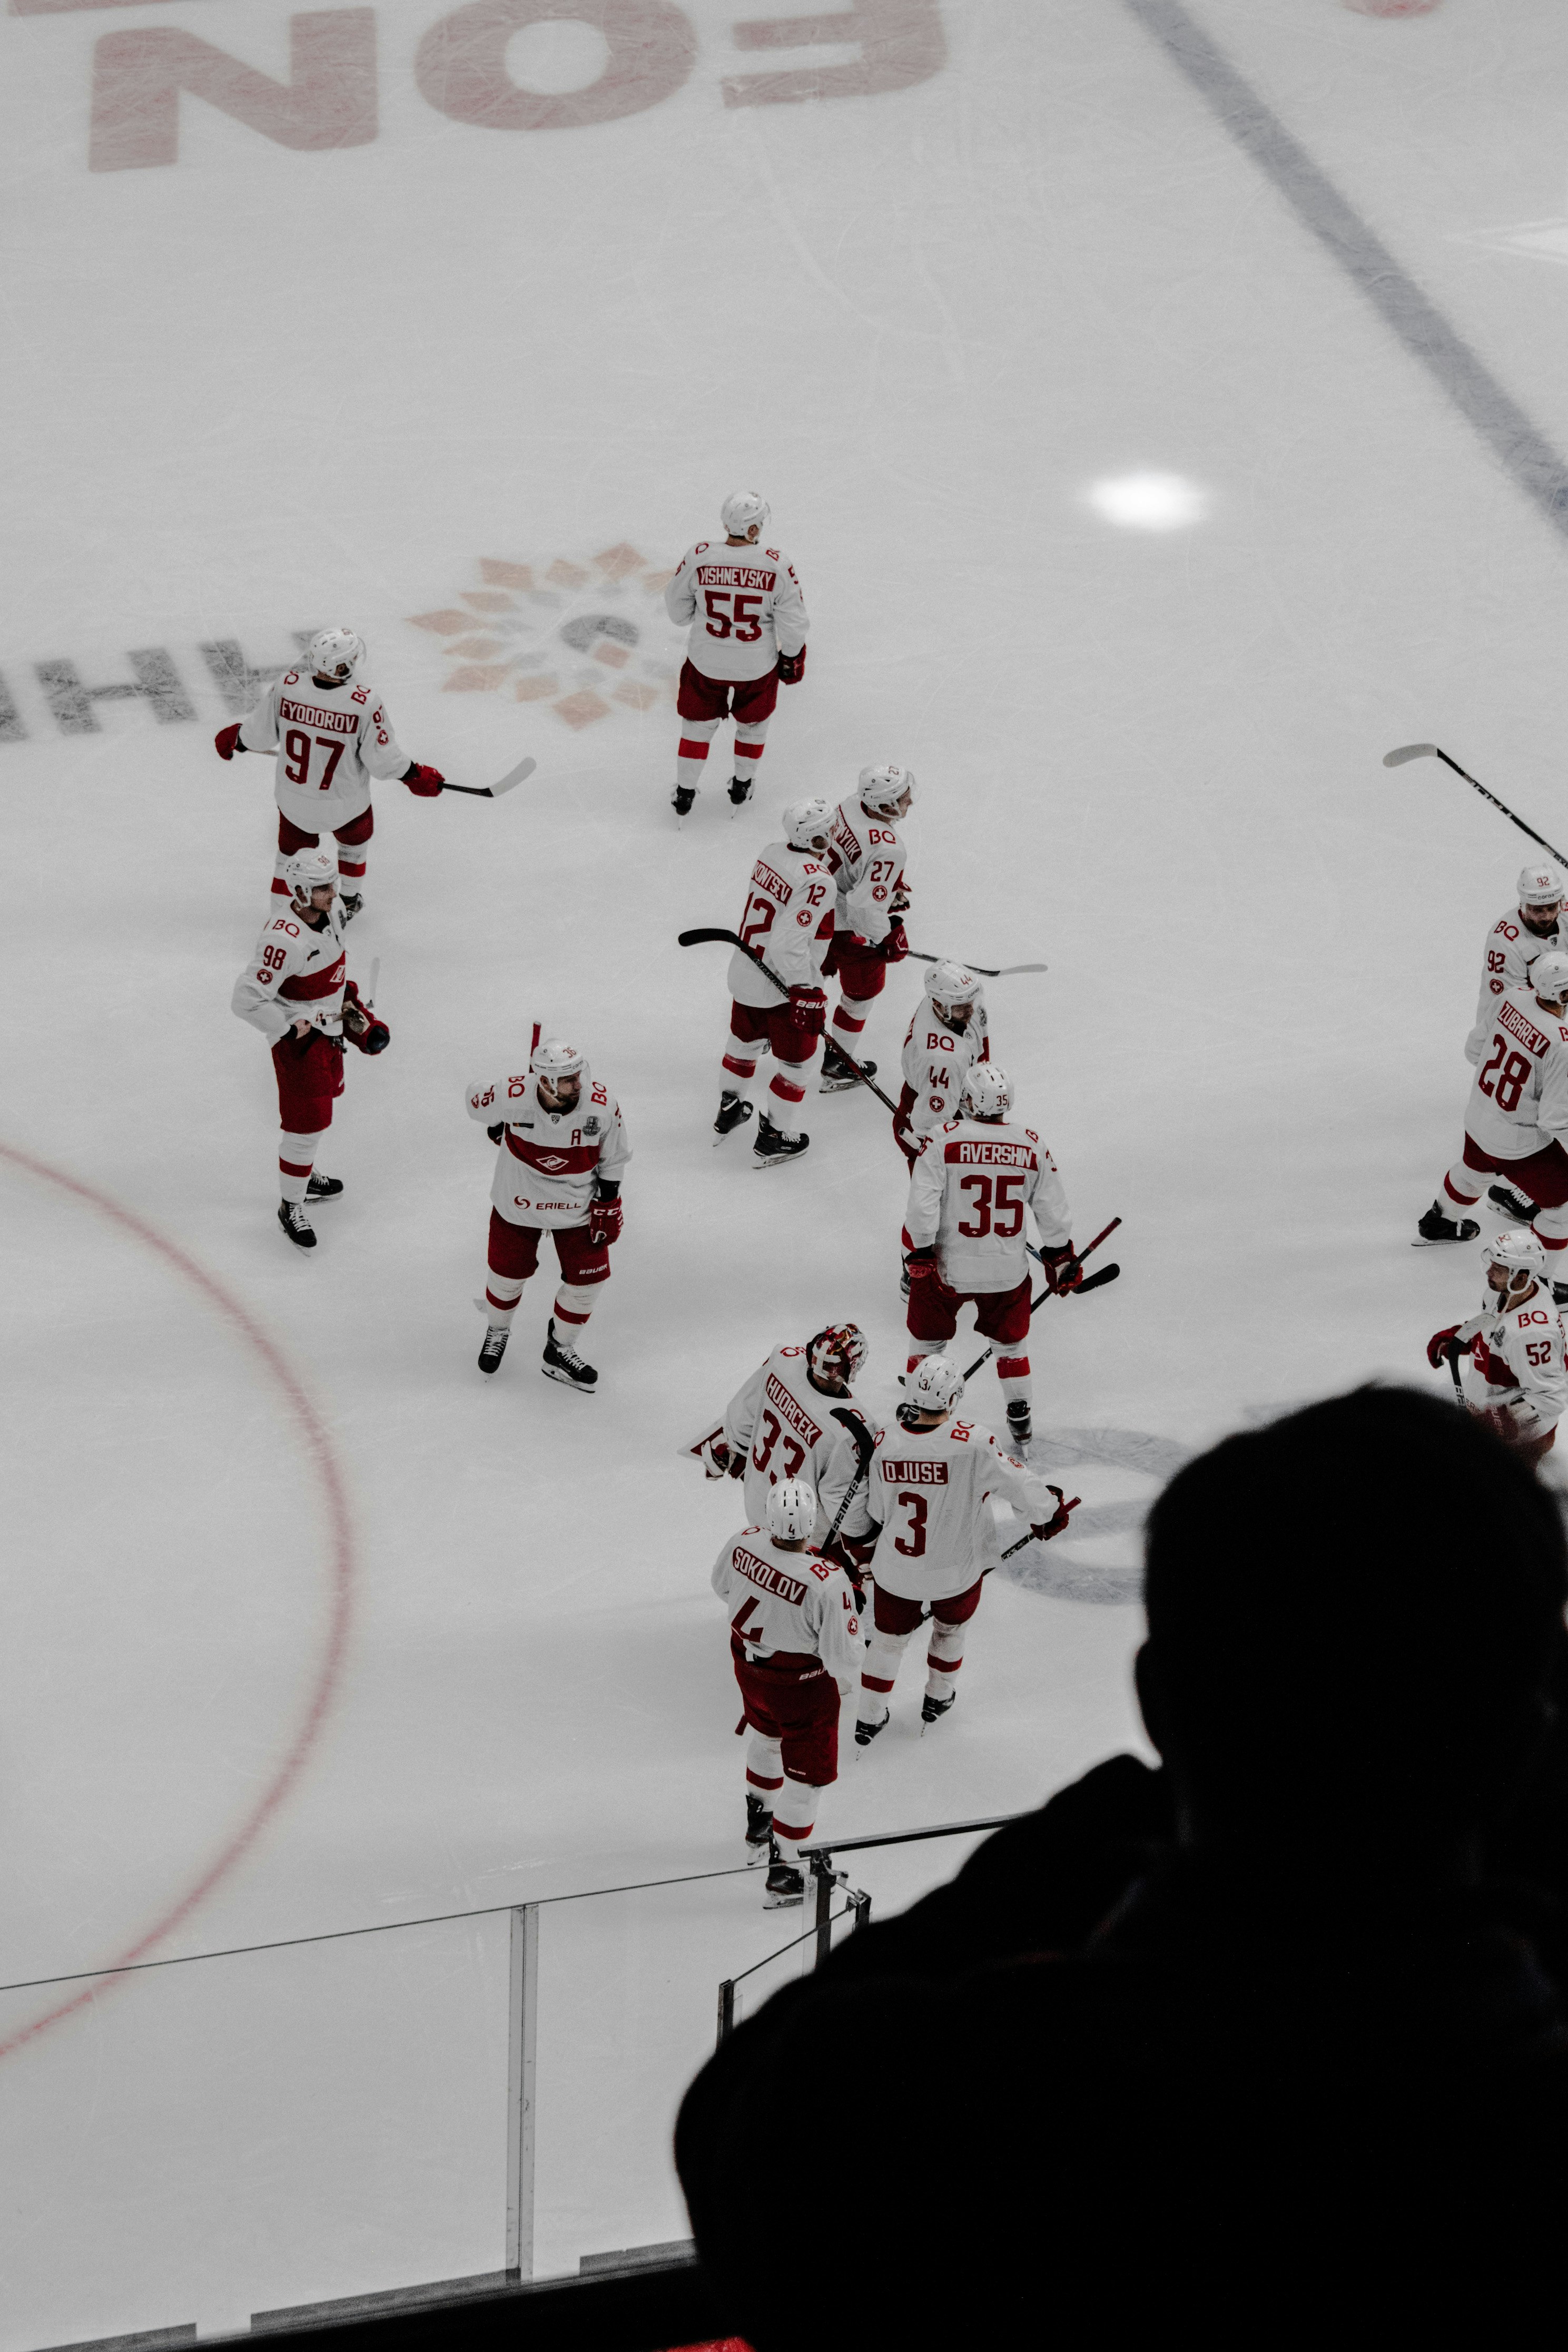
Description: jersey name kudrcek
xmin=721 ymin=1344 xmax=879 ymax=1540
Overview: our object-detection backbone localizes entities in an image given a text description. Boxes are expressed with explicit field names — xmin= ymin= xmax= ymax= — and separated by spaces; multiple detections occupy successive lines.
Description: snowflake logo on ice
xmin=406 ymin=546 xmax=686 ymax=732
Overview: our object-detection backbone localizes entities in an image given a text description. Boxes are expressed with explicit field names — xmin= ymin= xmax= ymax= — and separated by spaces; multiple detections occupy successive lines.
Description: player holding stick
xmin=1427 ymin=1231 xmax=1568 ymax=1471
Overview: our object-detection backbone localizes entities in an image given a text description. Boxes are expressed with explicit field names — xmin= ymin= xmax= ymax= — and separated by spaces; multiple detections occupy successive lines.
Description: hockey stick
xmin=1444 ymin=1339 xmax=1468 ymax=1411
xmin=440 ymin=756 xmax=536 ymax=800
xmin=823 ymin=1405 xmax=878 ymax=1546
xmin=956 ymin=1217 xmax=1123 ymax=1381
xmin=1383 ymin=745 xmax=1568 ymax=867
xmin=915 ymin=1492 xmax=1084 ymax=1633
xmin=677 ymin=927 xmax=902 ymax=1115
xmin=907 ymin=951 xmax=1048 ymax=978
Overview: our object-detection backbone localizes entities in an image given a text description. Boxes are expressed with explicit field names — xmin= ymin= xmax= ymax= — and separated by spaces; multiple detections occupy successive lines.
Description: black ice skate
xmin=727 ymin=774 xmax=753 ymax=806
xmin=854 ymin=1708 xmax=889 ymax=1749
xmin=542 ymin=1318 xmax=598 ymax=1394
xmin=763 ymin=1839 xmax=805 ymax=1908
xmin=1555 ymin=1282 xmax=1568 ymax=1312
xmin=338 ymin=891 xmax=363 ymax=924
xmin=277 ymin=1200 xmax=317 ymax=1251
xmin=752 ymin=1113 xmax=810 ymax=1171
xmin=1006 ymin=1401 xmax=1032 ymax=1458
xmin=1415 ymin=1199 xmax=1480 ymax=1245
xmin=1488 ymin=1183 xmax=1536 ymax=1225
xmin=744 ymin=1793 xmax=774 ymax=1866
xmin=305 ymin=1171 xmax=344 ymax=1203
xmin=672 ymin=783 xmax=697 ymax=816
xmin=714 ymin=1090 xmax=755 ymax=1143
xmin=478 ymin=1324 xmax=510 ymax=1376
xmin=921 ymin=1688 xmax=956 ymax=1729
xmin=820 ymin=1052 xmax=874 ymax=1094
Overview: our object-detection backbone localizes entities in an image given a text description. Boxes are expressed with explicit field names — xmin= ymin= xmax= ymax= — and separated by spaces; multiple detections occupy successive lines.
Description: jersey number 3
xmin=893 ymin=1492 xmax=928 ymax=1557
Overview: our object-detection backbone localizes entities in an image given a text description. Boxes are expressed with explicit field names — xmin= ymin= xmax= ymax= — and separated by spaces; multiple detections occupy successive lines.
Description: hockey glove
xmin=702 ymin=1435 xmax=735 ymax=1481
xmin=788 ymin=983 xmax=828 ymax=1038
xmin=1040 ymin=1243 xmax=1082 ymax=1296
xmin=487 ymin=1123 xmax=505 ymax=1145
xmin=905 ymin=1246 xmax=942 ymax=1285
xmin=341 ymin=979 xmax=390 ymax=1055
xmin=214 ymin=722 xmax=243 ymax=761
xmin=402 ymin=762 xmax=446 ymax=798
xmin=587 ymin=1192 xmax=624 ymax=1246
xmin=1030 ymin=1485 xmax=1079 ymax=1544
xmin=879 ymin=921 xmax=910 ymax=964
xmin=776 ymin=646 xmax=807 ymax=685
xmin=1426 ymin=1325 xmax=1466 ymax=1370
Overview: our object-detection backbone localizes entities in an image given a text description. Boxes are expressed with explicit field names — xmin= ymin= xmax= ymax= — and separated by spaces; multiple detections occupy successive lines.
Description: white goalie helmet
xmin=532 ymin=1037 xmax=588 ymax=1088
xmin=284 ymin=847 xmax=338 ymax=902
xmin=766 ymin=1477 xmax=817 ymax=1543
xmin=307 ymin=626 xmax=366 ymax=682
xmin=721 ymin=489 xmax=771 ymax=538
xmin=783 ymin=798 xmax=834 ymax=851
xmin=1482 ymin=1228 xmax=1547 ymax=1296
xmin=1519 ymin=862 xmax=1567 ymax=907
xmin=906 ymin=1353 xmax=965 ymax=1415
xmin=858 ymin=762 xmax=917 ymax=815
xmin=925 ymin=961 xmax=981 ymax=1016
xmin=1531 ymin=951 xmax=1568 ymax=1004
xmin=961 ymin=1062 xmax=1013 ymax=1120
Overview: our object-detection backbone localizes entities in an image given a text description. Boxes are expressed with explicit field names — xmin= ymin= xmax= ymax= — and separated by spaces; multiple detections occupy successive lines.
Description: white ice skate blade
xmin=752 ymin=1148 xmax=809 ymax=1172
xmin=540 ymin=1364 xmax=597 ymax=1395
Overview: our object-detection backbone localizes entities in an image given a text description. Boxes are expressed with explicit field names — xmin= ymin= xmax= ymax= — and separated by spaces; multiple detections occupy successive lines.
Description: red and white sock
xmin=336 ymin=849 xmax=367 ymax=899
xmin=279 ymin=1128 xmax=326 ymax=1205
xmin=772 ymin=1779 xmax=821 ymax=1854
xmin=1443 ymin=1162 xmax=1483 ymax=1208
xmin=676 ymin=716 xmax=720 ymax=794
xmin=271 ymin=849 xmax=295 ymax=900
xmin=768 ymin=1055 xmax=814 ymax=1138
xmin=831 ymin=995 xmax=873 ymax=1047
xmin=996 ymin=1356 xmax=1031 ymax=1412
xmin=484 ymin=1271 xmax=528 ymax=1324
xmin=553 ymin=1281 xmax=597 ymax=1334
xmin=733 ymin=716 xmax=771 ymax=778
xmin=926 ymin=1619 xmax=966 ymax=1696
xmin=746 ymin=1733 xmax=784 ymax=1803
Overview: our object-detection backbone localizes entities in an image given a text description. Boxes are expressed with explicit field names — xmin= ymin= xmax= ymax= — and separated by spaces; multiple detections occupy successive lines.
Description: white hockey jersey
xmin=1464 ymin=986 xmax=1568 ymax=1162
xmin=712 ymin=1528 xmax=862 ymax=1687
xmin=843 ymin=1415 xmax=1060 ymax=1603
xmin=665 ymin=541 xmax=808 ymax=683
xmin=1457 ymin=1288 xmax=1568 ymax=1440
xmin=902 ymin=1117 xmax=1071 ymax=1295
xmin=466 ymin=1064 xmax=630 ymax=1228
xmin=1466 ymin=909 xmax=1568 ymax=1065
xmin=899 ymin=1001 xmax=991 ymax=1144
xmin=824 ymin=798 xmax=910 ymax=948
xmin=721 ymin=1345 xmax=880 ymax=1540
xmin=231 ymin=901 xmax=349 ymax=1045
xmin=238 ymin=667 xmax=409 ymax=830
xmin=729 ymin=844 xmax=836 ymax=1007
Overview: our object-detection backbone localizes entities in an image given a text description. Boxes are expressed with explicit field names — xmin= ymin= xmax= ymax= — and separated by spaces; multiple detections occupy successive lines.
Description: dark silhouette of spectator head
xmin=1137 ymin=1385 xmax=1567 ymax=1872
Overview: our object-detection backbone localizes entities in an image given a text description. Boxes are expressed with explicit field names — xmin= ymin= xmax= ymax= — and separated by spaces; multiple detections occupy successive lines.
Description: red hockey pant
xmin=722 ymin=998 xmax=822 ymax=1137
xmin=271 ymin=1030 xmax=343 ymax=1200
xmin=675 ymin=663 xmax=778 ymax=794
xmin=826 ymin=935 xmax=889 ymax=1049
xmin=274 ymin=805 xmax=374 ymax=900
xmin=860 ymin=1578 xmax=982 ymax=1715
xmin=1445 ymin=1131 xmax=1568 ymax=1253
xmin=733 ymin=1645 xmax=839 ymax=1846
xmin=485 ymin=1212 xmax=610 ymax=1333
xmin=907 ymin=1272 xmax=1033 ymax=1407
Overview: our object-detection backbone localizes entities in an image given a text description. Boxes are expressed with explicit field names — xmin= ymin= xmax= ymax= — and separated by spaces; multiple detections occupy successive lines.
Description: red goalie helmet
xmin=808 ymin=1323 xmax=868 ymax=1389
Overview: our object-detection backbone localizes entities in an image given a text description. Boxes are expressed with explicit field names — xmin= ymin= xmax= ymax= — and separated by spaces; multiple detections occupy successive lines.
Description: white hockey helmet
xmin=807 ymin=1322 xmax=868 ymax=1388
xmin=1482 ymin=1228 xmax=1547 ymax=1294
xmin=906 ymin=1353 xmax=965 ymax=1415
xmin=307 ymin=626 xmax=366 ymax=682
xmin=1519 ymin=862 xmax=1567 ymax=908
xmin=766 ymin=1477 xmax=817 ymax=1542
xmin=532 ymin=1037 xmax=588 ymax=1088
xmin=858 ymin=762 xmax=917 ymax=815
xmin=783 ymin=797 xmax=834 ymax=852
xmin=961 ymin=1062 xmax=1013 ymax=1120
xmin=1531 ymin=951 xmax=1568 ymax=1005
xmin=721 ymin=489 xmax=771 ymax=539
xmin=924 ymin=961 xmax=981 ymax=1015
xmin=284 ymin=847 xmax=338 ymax=902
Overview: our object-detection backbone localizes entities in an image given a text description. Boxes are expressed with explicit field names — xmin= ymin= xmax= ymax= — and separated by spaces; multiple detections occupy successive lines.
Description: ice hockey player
xmin=712 ymin=1477 xmax=862 ymax=1905
xmin=702 ymin=1326 xmax=879 ymax=1550
xmin=842 ymin=1354 xmax=1073 ymax=1744
xmin=230 ymin=847 xmax=389 ymax=1249
xmin=818 ymin=763 xmax=915 ymax=1087
xmin=213 ymin=626 xmax=446 ymax=919
xmin=1427 ymin=1229 xmax=1568 ymax=1470
xmin=714 ymin=800 xmax=835 ymax=1168
xmin=1465 ymin=863 xmax=1567 ymax=1070
xmin=893 ymin=962 xmax=991 ymax=1170
xmin=467 ymin=1036 xmax=630 ymax=1392
xmin=901 ymin=1063 xmax=1076 ymax=1457
xmin=1419 ymin=949 xmax=1568 ymax=1291
xmin=664 ymin=493 xmax=809 ymax=816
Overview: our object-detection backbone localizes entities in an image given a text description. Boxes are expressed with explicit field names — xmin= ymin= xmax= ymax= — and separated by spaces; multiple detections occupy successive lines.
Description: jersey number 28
xmin=1478 ymin=1034 xmax=1534 ymax=1115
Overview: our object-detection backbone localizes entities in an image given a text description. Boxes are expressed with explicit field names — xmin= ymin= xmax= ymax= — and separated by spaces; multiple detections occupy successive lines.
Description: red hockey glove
xmin=341 ymin=979 xmax=390 ymax=1055
xmin=702 ymin=1435 xmax=734 ymax=1481
xmin=1426 ymin=1325 xmax=1466 ymax=1370
xmin=879 ymin=921 xmax=910 ymax=965
xmin=214 ymin=722 xmax=243 ymax=761
xmin=788 ymin=983 xmax=827 ymax=1038
xmin=1040 ymin=1243 xmax=1082 ymax=1296
xmin=776 ymin=646 xmax=807 ymax=685
xmin=588 ymin=1192 xmax=624 ymax=1246
xmin=905 ymin=1246 xmax=942 ymax=1285
xmin=1030 ymin=1485 xmax=1080 ymax=1543
xmin=402 ymin=763 xmax=445 ymax=798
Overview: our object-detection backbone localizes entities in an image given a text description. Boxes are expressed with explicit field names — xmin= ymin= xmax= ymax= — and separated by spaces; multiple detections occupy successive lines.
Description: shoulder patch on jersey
xmin=1025 ymin=1128 xmax=1039 ymax=1143
xmin=781 ymin=1346 xmax=804 ymax=1359
xmin=765 ymin=547 xmax=780 ymax=559
xmin=694 ymin=541 xmax=709 ymax=554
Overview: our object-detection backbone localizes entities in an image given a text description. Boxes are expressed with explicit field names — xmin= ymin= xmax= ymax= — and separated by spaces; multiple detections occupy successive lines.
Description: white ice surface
xmin=5 ymin=0 xmax=1568 ymax=2337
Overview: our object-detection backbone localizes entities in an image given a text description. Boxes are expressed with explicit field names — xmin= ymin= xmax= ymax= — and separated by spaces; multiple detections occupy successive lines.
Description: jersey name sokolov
xmin=731 ymin=1547 xmax=809 ymax=1606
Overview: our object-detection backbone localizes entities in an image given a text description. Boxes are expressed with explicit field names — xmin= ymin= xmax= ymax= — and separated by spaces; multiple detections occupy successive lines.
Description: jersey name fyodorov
xmin=903 ymin=1117 xmax=1071 ymax=1294
xmin=1459 ymin=1293 xmax=1568 ymax=1439
xmin=1465 ymin=986 xmax=1568 ymax=1160
xmin=721 ymin=1344 xmax=880 ymax=1540
xmin=664 ymin=543 xmax=808 ymax=683
xmin=231 ymin=902 xmax=349 ymax=1044
xmin=843 ymin=1418 xmax=1059 ymax=1603
xmin=900 ymin=1003 xmax=991 ymax=1141
xmin=712 ymin=1528 xmax=862 ymax=1682
xmin=825 ymin=799 xmax=909 ymax=947
xmin=466 ymin=1068 xmax=631 ymax=1228
xmin=729 ymin=846 xmax=836 ymax=1007
xmin=1466 ymin=910 xmax=1568 ymax=1066
xmin=239 ymin=670 xmax=409 ymax=830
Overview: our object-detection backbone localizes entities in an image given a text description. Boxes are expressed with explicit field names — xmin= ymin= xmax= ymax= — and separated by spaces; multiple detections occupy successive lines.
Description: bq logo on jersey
xmin=407 ymin=548 xmax=689 ymax=733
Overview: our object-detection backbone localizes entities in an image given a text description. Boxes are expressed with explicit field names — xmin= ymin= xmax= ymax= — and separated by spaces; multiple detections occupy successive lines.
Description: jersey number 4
xmin=957 ymin=1172 xmax=1026 ymax=1239
xmin=1478 ymin=1034 xmax=1534 ymax=1115
xmin=283 ymin=727 xmax=346 ymax=793
xmin=704 ymin=590 xmax=763 ymax=643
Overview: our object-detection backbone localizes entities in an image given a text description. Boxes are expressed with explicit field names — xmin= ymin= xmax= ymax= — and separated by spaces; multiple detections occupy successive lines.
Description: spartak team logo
xmin=407 ymin=546 xmax=686 ymax=731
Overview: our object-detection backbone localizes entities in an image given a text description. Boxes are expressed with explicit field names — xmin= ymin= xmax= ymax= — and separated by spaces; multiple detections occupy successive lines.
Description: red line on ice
xmin=0 ymin=1139 xmax=357 ymax=2061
